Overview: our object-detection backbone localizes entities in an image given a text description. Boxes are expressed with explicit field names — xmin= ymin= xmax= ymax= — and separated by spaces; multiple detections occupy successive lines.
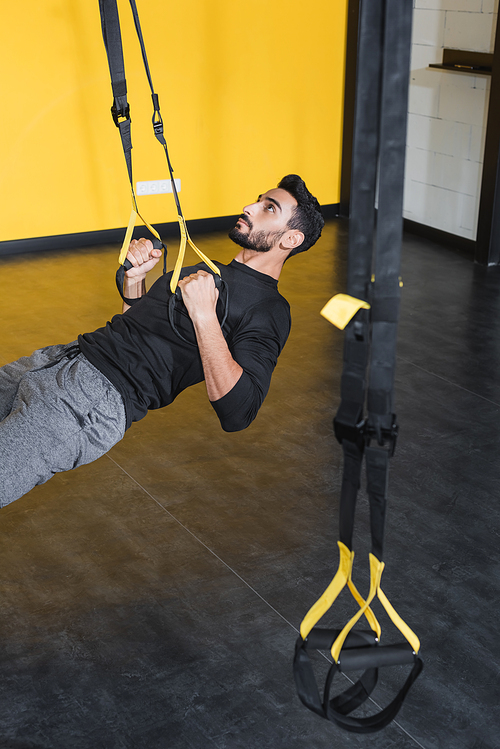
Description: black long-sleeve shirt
xmin=78 ymin=259 xmax=291 ymax=432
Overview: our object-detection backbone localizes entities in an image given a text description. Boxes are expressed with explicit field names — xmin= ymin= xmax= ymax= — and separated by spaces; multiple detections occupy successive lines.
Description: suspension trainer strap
xmin=126 ymin=0 xmax=220 ymax=291
xmin=98 ymin=0 xmax=132 ymax=187
xmin=331 ymin=0 xmax=385 ymax=567
xmin=98 ymin=0 xmax=220 ymax=305
xmin=294 ymin=0 xmax=422 ymax=733
xmin=99 ymin=0 xmax=166 ymax=306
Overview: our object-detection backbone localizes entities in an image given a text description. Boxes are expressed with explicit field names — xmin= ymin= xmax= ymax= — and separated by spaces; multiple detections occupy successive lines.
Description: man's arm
xmin=178 ymin=270 xmax=243 ymax=401
xmin=121 ymin=238 xmax=162 ymax=313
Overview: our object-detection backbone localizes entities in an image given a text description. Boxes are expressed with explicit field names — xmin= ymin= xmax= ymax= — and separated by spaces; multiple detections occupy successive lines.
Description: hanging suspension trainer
xmin=293 ymin=0 xmax=423 ymax=734
xmin=98 ymin=0 xmax=226 ymax=315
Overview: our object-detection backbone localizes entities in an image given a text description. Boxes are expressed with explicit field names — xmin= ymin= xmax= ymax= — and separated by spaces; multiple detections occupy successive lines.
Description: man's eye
xmin=266 ymin=203 xmax=275 ymax=212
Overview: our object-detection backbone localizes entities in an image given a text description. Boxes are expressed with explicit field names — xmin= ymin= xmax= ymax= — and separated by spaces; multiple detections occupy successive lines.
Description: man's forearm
xmin=179 ymin=270 xmax=242 ymax=401
xmin=122 ymin=276 xmax=146 ymax=313
xmin=191 ymin=315 xmax=243 ymax=402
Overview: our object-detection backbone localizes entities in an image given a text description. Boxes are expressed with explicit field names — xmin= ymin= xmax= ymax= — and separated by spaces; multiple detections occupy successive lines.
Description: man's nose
xmin=243 ymin=202 xmax=256 ymax=216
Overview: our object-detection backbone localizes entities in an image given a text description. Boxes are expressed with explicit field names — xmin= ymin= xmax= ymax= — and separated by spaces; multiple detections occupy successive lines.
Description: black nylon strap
xmin=128 ymin=0 xmax=156 ymax=94
xmin=333 ymin=0 xmax=383 ymax=465
xmin=295 ymin=0 xmax=420 ymax=735
xmin=294 ymin=631 xmax=423 ymax=735
xmin=293 ymin=629 xmax=380 ymax=720
xmin=346 ymin=0 xmax=384 ymax=301
xmin=100 ymin=1 xmax=226 ymax=332
xmin=126 ymin=0 xmax=184 ymax=220
xmin=335 ymin=0 xmax=412 ymax=567
xmin=98 ymin=0 xmax=134 ymax=188
xmin=293 ymin=640 xmax=328 ymax=719
xmin=99 ymin=0 xmax=171 ymax=295
xmin=325 ymin=656 xmax=423 ymax=734
xmin=338 ymin=439 xmax=363 ymax=550
xmin=365 ymin=445 xmax=389 ymax=560
xmin=98 ymin=0 xmax=127 ymax=100
xmin=328 ymin=668 xmax=378 ymax=716
xmin=370 ymin=297 xmax=400 ymax=322
xmin=367 ymin=0 xmax=412 ymax=438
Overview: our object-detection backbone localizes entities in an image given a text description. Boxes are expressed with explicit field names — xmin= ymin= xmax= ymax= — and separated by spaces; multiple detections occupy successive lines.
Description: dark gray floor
xmin=0 ymin=221 xmax=499 ymax=748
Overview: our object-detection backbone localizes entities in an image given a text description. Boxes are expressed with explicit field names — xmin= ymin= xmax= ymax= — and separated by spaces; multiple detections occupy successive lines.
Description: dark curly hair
xmin=278 ymin=174 xmax=324 ymax=256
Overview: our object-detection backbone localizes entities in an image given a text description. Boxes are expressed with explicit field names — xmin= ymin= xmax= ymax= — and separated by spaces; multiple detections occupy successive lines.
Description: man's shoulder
xmin=222 ymin=260 xmax=284 ymax=294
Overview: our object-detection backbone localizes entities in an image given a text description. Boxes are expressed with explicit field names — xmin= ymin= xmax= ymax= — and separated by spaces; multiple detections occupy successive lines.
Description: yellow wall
xmin=0 ymin=0 xmax=347 ymax=242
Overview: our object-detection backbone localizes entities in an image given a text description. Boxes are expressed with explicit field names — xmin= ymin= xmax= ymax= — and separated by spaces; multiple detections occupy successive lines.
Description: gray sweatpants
xmin=0 ymin=342 xmax=126 ymax=506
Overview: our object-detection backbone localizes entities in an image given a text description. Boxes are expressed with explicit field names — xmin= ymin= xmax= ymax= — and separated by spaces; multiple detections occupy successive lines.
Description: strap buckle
xmin=365 ymin=414 xmax=399 ymax=456
xmin=151 ymin=95 xmax=165 ymax=138
xmin=334 ymin=415 xmax=398 ymax=456
xmin=333 ymin=417 xmax=366 ymax=449
xmin=153 ymin=116 xmax=164 ymax=138
xmin=111 ymin=102 xmax=130 ymax=126
xmin=152 ymin=111 xmax=166 ymax=145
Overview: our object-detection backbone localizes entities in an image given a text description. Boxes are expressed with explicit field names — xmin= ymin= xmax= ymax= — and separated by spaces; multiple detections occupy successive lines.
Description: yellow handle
xmin=118 ymin=205 xmax=163 ymax=266
xmin=118 ymin=208 xmax=139 ymax=266
xmin=330 ymin=553 xmax=383 ymax=662
xmin=300 ymin=542 xmax=352 ymax=640
xmin=170 ymin=216 xmax=220 ymax=293
xmin=117 ymin=199 xmax=220 ymax=291
xmin=377 ymin=574 xmax=420 ymax=653
xmin=299 ymin=546 xmax=419 ymax=661
xmin=299 ymin=542 xmax=381 ymax=644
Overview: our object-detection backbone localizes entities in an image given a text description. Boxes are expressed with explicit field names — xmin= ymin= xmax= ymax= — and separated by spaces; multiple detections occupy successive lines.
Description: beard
xmin=228 ymin=216 xmax=286 ymax=253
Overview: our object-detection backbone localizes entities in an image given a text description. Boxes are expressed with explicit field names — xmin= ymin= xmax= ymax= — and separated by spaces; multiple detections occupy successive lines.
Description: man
xmin=0 ymin=174 xmax=324 ymax=505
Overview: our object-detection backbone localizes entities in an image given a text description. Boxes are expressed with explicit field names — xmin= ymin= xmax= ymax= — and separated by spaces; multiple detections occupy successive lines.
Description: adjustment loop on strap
xmin=321 ymin=294 xmax=371 ymax=330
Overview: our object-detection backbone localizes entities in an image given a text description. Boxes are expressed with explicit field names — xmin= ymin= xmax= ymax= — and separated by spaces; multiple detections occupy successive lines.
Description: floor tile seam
xmin=397 ymin=356 xmax=500 ymax=409
xmin=105 ymin=455 xmax=429 ymax=749
xmin=105 ymin=455 xmax=300 ymax=633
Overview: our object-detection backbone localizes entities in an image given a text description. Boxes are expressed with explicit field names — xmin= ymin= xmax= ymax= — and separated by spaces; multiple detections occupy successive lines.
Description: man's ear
xmin=281 ymin=230 xmax=304 ymax=251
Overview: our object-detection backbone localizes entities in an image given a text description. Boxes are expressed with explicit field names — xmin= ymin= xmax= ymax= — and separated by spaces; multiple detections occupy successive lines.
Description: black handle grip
xmin=122 ymin=238 xmax=164 ymax=271
xmin=338 ymin=642 xmax=416 ymax=671
xmin=305 ymin=629 xmax=377 ymax=651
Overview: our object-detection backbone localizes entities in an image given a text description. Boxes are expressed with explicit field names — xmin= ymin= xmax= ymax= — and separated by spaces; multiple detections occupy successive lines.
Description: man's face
xmin=228 ymin=188 xmax=298 ymax=253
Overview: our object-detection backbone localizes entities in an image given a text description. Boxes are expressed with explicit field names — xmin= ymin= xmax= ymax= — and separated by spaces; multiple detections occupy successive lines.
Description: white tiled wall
xmin=404 ymin=0 xmax=498 ymax=239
